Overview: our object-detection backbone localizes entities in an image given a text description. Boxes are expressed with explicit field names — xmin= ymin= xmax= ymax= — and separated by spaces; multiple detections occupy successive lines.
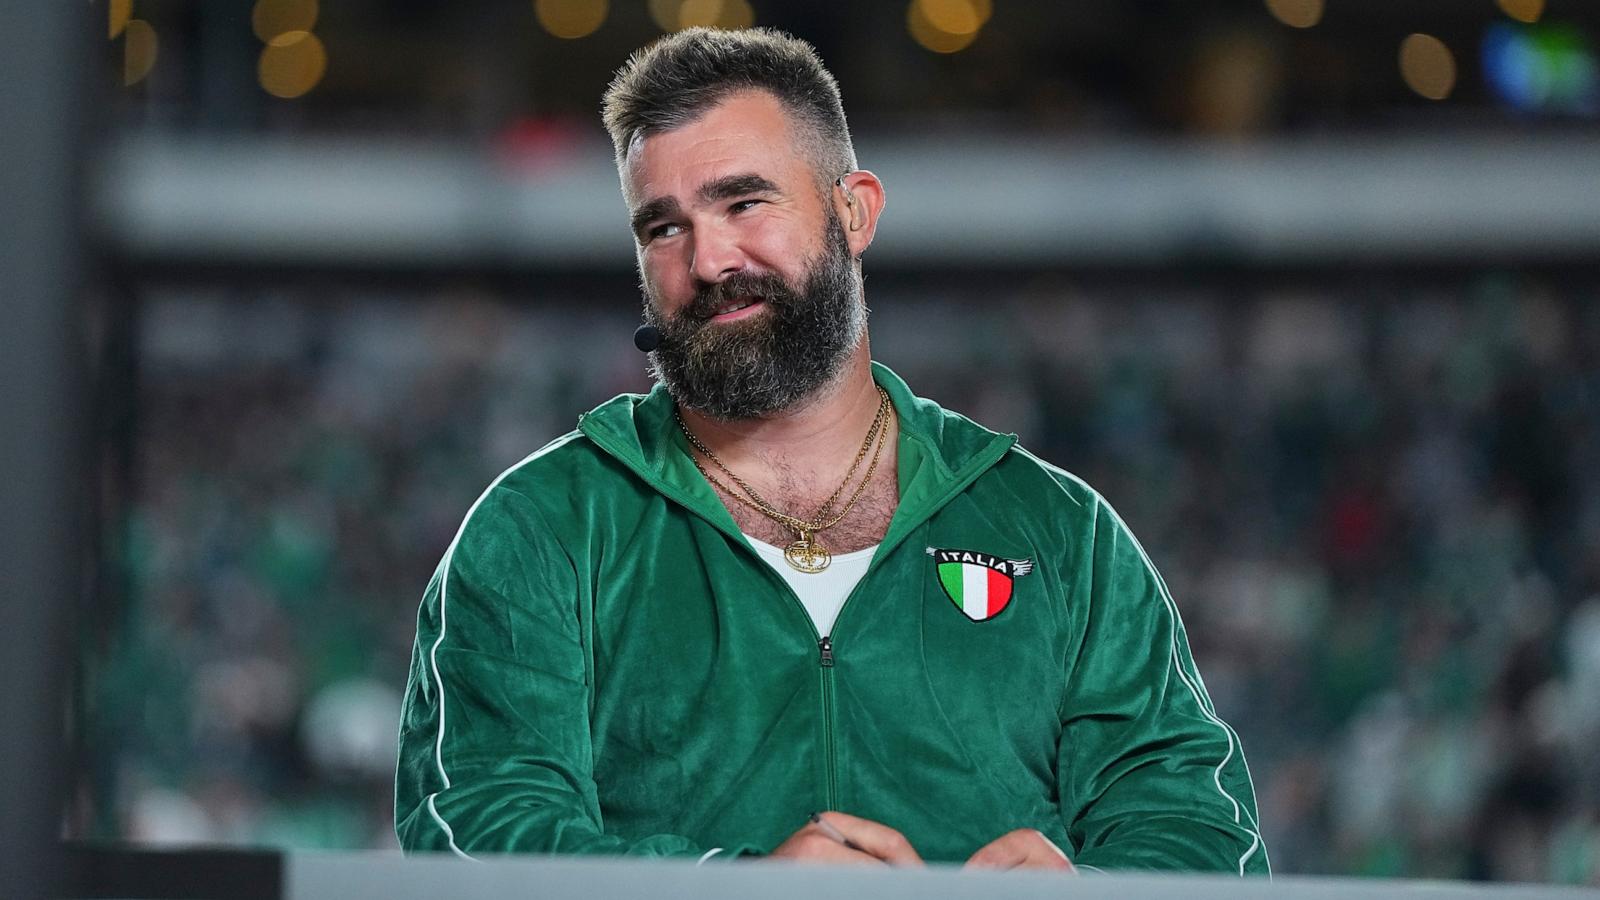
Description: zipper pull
xmin=818 ymin=636 xmax=834 ymax=668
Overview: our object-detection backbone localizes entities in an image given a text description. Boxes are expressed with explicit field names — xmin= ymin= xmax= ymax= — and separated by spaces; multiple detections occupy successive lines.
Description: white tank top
xmin=744 ymin=534 xmax=877 ymax=636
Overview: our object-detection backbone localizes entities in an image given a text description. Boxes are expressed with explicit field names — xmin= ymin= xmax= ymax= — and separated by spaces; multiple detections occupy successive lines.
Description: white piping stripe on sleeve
xmin=426 ymin=793 xmax=473 ymax=861
xmin=1101 ymin=500 xmax=1267 ymax=876
xmin=426 ymin=432 xmax=585 ymax=860
xmin=695 ymin=848 xmax=725 ymax=865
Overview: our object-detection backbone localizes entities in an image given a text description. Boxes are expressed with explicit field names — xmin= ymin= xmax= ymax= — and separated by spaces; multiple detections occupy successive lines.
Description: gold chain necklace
xmin=677 ymin=387 xmax=892 ymax=573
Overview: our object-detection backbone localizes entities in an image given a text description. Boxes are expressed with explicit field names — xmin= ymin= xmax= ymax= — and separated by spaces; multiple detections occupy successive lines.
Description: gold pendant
xmin=784 ymin=535 xmax=831 ymax=573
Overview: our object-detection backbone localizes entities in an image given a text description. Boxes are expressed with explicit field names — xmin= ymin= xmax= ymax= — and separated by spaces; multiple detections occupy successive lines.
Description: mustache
xmin=679 ymin=272 xmax=794 ymax=321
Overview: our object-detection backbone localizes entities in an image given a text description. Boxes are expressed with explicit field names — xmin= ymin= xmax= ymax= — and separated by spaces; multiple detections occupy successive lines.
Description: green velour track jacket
xmin=395 ymin=362 xmax=1268 ymax=874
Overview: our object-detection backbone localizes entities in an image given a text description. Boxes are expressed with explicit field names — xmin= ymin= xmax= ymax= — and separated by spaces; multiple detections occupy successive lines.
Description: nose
xmin=688 ymin=220 xmax=745 ymax=285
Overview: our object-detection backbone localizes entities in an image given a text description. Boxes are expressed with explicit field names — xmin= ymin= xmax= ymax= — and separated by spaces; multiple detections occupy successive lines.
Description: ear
xmin=834 ymin=170 xmax=885 ymax=259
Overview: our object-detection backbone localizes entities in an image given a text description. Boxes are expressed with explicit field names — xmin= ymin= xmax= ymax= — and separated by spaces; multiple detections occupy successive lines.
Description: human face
xmin=641 ymin=202 xmax=862 ymax=420
xmin=623 ymin=91 xmax=865 ymax=418
xmin=623 ymin=91 xmax=836 ymax=317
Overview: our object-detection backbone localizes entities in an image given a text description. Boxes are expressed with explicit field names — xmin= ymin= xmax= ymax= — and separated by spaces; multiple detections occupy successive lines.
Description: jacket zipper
xmin=819 ymin=636 xmax=838 ymax=809
xmin=578 ymin=410 xmax=1018 ymax=821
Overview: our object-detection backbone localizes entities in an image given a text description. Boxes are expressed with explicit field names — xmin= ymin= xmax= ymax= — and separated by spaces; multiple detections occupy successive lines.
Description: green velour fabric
xmin=395 ymin=362 xmax=1268 ymax=873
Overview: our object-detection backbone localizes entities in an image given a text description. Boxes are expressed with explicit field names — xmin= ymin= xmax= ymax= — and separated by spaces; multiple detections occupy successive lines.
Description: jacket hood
xmin=577 ymin=362 xmax=1017 ymax=555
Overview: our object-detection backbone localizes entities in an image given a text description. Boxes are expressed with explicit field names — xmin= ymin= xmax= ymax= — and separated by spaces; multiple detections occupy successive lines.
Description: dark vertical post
xmin=0 ymin=1 xmax=92 ymax=897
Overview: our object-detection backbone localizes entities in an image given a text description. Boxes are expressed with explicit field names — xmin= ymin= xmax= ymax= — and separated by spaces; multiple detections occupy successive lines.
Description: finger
xmin=795 ymin=831 xmax=888 ymax=865
xmin=965 ymin=834 xmax=1028 ymax=869
xmin=965 ymin=830 xmax=1075 ymax=871
xmin=767 ymin=828 xmax=887 ymax=865
xmin=1032 ymin=831 xmax=1075 ymax=871
xmin=1009 ymin=829 xmax=1073 ymax=870
xmin=1021 ymin=833 xmax=1075 ymax=871
xmin=816 ymin=811 xmax=924 ymax=866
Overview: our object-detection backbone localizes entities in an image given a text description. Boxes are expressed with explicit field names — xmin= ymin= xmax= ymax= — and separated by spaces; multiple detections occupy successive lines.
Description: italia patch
xmin=927 ymin=547 xmax=1034 ymax=622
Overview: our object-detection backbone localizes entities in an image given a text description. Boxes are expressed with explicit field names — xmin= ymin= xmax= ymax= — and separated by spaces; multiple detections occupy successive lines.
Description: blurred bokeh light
xmin=258 ymin=30 xmax=327 ymax=99
xmin=1484 ymin=22 xmax=1600 ymax=116
xmin=1497 ymin=0 xmax=1546 ymax=26
xmin=535 ymin=0 xmax=609 ymax=40
xmin=122 ymin=19 xmax=158 ymax=87
xmin=649 ymin=0 xmax=755 ymax=32
xmin=1263 ymin=0 xmax=1324 ymax=30
xmin=908 ymin=0 xmax=987 ymax=54
xmin=109 ymin=0 xmax=132 ymax=40
xmin=919 ymin=0 xmax=991 ymax=36
xmin=251 ymin=0 xmax=318 ymax=44
xmin=1400 ymin=33 xmax=1457 ymax=101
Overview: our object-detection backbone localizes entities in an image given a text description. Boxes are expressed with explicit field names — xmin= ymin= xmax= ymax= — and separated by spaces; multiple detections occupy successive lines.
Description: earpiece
xmin=836 ymin=175 xmax=862 ymax=231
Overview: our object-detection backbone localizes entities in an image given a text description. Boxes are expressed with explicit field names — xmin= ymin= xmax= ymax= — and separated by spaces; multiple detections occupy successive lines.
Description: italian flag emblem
xmin=928 ymin=547 xmax=1034 ymax=622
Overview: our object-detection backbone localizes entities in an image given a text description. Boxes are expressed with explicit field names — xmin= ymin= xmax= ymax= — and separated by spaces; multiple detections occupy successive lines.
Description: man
xmin=395 ymin=27 xmax=1267 ymax=874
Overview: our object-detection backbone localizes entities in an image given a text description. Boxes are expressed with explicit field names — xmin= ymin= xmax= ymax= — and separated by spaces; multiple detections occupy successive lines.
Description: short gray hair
xmin=602 ymin=27 xmax=857 ymax=186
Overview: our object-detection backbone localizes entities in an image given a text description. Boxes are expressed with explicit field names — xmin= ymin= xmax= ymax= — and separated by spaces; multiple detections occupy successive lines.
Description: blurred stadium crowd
xmin=79 ymin=271 xmax=1600 ymax=883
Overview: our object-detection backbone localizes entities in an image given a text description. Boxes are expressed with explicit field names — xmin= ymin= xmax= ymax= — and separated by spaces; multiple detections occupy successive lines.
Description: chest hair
xmin=710 ymin=458 xmax=900 ymax=554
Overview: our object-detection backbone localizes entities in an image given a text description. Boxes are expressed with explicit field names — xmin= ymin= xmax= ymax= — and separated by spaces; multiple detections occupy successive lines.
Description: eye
xmin=645 ymin=222 xmax=684 ymax=242
xmin=729 ymin=199 xmax=763 ymax=214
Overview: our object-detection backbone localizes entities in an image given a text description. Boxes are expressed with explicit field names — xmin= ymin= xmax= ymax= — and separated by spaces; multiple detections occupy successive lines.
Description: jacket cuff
xmin=694 ymin=844 xmax=765 ymax=864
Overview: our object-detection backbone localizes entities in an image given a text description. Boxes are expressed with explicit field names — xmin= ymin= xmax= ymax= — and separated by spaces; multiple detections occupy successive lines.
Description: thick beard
xmin=641 ymin=209 xmax=865 ymax=421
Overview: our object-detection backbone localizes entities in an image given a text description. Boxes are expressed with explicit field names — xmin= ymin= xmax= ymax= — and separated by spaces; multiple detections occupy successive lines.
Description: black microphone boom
xmin=633 ymin=324 xmax=662 ymax=353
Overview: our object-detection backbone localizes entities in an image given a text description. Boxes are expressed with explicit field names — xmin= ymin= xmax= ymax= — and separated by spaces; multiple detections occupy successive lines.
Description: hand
xmin=766 ymin=811 xmax=925 ymax=866
xmin=964 ymin=829 xmax=1077 ymax=872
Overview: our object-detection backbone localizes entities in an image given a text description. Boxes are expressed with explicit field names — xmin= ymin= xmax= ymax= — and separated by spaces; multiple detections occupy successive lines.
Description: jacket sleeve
xmin=394 ymin=484 xmax=751 ymax=860
xmin=1056 ymin=496 xmax=1269 ymax=875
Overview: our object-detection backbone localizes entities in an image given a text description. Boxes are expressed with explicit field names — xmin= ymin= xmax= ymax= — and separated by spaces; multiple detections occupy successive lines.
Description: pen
xmin=808 ymin=812 xmax=868 ymax=853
